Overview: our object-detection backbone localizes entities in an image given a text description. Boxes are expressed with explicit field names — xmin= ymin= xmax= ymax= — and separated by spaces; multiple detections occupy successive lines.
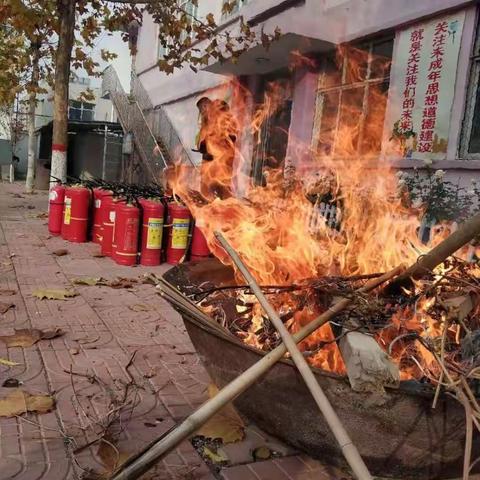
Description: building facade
xmin=35 ymin=72 xmax=118 ymax=130
xmin=10 ymin=73 xmax=121 ymax=183
xmin=132 ymin=0 xmax=480 ymax=189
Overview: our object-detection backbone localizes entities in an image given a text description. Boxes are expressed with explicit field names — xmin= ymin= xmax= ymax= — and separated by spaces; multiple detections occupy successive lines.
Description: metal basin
xmin=164 ymin=259 xmax=479 ymax=479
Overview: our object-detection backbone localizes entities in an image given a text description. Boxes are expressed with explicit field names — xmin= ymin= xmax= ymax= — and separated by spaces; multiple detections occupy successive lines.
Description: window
xmin=69 ymin=101 xmax=95 ymax=121
xmin=311 ymin=37 xmax=394 ymax=158
xmin=221 ymin=0 xmax=249 ymax=19
xmin=461 ymin=20 xmax=480 ymax=158
xmin=157 ymin=0 xmax=198 ymax=59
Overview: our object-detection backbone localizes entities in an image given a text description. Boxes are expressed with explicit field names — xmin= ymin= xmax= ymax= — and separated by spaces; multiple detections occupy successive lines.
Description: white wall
xmin=34 ymin=79 xmax=118 ymax=128
xmin=136 ymin=0 xmax=477 ymax=101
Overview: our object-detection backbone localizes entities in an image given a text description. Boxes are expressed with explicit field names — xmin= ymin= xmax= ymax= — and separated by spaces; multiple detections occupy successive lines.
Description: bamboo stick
xmin=112 ymin=265 xmax=402 ymax=480
xmin=215 ymin=231 xmax=373 ymax=480
xmin=387 ymin=211 xmax=480 ymax=292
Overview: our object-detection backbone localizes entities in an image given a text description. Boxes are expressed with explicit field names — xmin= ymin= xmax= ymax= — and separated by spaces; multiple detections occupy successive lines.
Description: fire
xmin=168 ymin=47 xmax=462 ymax=381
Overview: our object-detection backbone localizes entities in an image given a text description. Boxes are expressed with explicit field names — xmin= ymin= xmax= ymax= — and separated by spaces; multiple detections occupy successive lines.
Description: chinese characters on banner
xmin=384 ymin=11 xmax=465 ymax=161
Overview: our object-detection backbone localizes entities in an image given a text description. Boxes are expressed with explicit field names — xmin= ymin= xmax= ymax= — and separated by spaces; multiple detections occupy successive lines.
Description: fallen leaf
xmin=195 ymin=384 xmax=245 ymax=443
xmin=97 ymin=438 xmax=131 ymax=473
xmin=0 ymin=328 xmax=63 ymax=347
xmin=0 ymin=302 xmax=15 ymax=314
xmin=52 ymin=249 xmax=69 ymax=257
xmin=69 ymin=348 xmax=79 ymax=355
xmin=0 ymin=389 xmax=26 ymax=416
xmin=128 ymin=304 xmax=150 ymax=312
xmin=0 ymin=389 xmax=55 ymax=417
xmin=0 ymin=329 xmax=42 ymax=347
xmin=0 ymin=357 xmax=20 ymax=367
xmin=32 ymin=288 xmax=77 ymax=300
xmin=36 ymin=212 xmax=48 ymax=218
xmin=143 ymin=367 xmax=156 ymax=379
xmin=72 ymin=277 xmax=106 ymax=286
xmin=202 ymin=446 xmax=229 ymax=464
xmin=92 ymin=253 xmax=105 ymax=258
xmin=0 ymin=289 xmax=16 ymax=296
xmin=144 ymin=421 xmax=157 ymax=428
xmin=25 ymin=391 xmax=55 ymax=413
xmin=2 ymin=378 xmax=20 ymax=388
xmin=108 ymin=278 xmax=137 ymax=289
xmin=252 ymin=446 xmax=272 ymax=461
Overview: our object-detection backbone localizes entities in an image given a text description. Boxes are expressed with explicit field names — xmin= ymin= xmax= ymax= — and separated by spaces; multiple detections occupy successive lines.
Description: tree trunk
xmin=25 ymin=40 xmax=41 ymax=194
xmin=50 ymin=0 xmax=76 ymax=187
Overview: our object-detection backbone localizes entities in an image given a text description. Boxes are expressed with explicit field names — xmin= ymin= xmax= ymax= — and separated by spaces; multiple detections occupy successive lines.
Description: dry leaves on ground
xmin=71 ymin=277 xmax=138 ymax=289
xmin=2 ymin=378 xmax=20 ymax=388
xmin=72 ymin=277 xmax=107 ymax=286
xmin=36 ymin=212 xmax=48 ymax=218
xmin=108 ymin=278 xmax=138 ymax=289
xmin=32 ymin=288 xmax=77 ymax=300
xmin=0 ymin=302 xmax=15 ymax=314
xmin=0 ymin=289 xmax=16 ymax=296
xmin=52 ymin=249 xmax=69 ymax=256
xmin=202 ymin=446 xmax=229 ymax=464
xmin=0 ymin=328 xmax=63 ymax=347
xmin=252 ymin=446 xmax=272 ymax=461
xmin=97 ymin=438 xmax=131 ymax=475
xmin=128 ymin=304 xmax=150 ymax=312
xmin=0 ymin=357 xmax=20 ymax=366
xmin=0 ymin=389 xmax=55 ymax=417
xmin=195 ymin=384 xmax=245 ymax=444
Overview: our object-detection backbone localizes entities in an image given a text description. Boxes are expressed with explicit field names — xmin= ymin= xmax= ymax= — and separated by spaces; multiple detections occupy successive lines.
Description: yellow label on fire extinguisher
xmin=171 ymin=218 xmax=190 ymax=249
xmin=146 ymin=218 xmax=163 ymax=249
xmin=64 ymin=197 xmax=71 ymax=225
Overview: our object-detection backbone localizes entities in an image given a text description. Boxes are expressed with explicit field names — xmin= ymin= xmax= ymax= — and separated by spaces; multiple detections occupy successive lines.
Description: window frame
xmin=68 ymin=101 xmax=95 ymax=122
xmin=311 ymin=36 xmax=394 ymax=158
xmin=460 ymin=17 xmax=480 ymax=160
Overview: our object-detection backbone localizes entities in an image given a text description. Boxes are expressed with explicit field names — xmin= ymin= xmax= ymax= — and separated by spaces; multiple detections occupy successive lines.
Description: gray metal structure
xmin=101 ymin=66 xmax=195 ymax=181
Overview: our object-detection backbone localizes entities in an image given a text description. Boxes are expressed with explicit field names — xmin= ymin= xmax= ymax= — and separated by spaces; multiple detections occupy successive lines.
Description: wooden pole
xmin=112 ymin=267 xmax=402 ymax=480
xmin=387 ymin=211 xmax=480 ymax=292
xmin=215 ymin=231 xmax=373 ymax=480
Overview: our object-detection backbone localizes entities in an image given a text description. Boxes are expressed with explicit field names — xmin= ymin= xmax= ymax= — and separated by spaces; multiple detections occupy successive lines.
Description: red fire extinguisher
xmin=65 ymin=186 xmax=90 ymax=243
xmin=101 ymin=195 xmax=116 ymax=256
xmin=91 ymin=188 xmax=107 ymax=244
xmin=140 ymin=199 xmax=165 ymax=266
xmin=113 ymin=202 xmax=140 ymax=266
xmin=166 ymin=203 xmax=191 ymax=265
xmin=190 ymin=219 xmax=210 ymax=261
xmin=48 ymin=184 xmax=65 ymax=236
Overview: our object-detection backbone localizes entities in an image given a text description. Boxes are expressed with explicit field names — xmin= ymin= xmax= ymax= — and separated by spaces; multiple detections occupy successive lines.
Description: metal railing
xmin=131 ymin=71 xmax=195 ymax=167
xmin=101 ymin=66 xmax=168 ymax=180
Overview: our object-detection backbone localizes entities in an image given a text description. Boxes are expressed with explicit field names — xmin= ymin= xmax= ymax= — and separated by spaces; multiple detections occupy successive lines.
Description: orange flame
xmin=169 ymin=47 xmax=448 ymax=378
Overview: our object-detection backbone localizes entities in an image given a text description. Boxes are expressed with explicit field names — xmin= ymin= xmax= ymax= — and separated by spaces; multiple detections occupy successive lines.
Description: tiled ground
xmin=0 ymin=182 xmax=346 ymax=480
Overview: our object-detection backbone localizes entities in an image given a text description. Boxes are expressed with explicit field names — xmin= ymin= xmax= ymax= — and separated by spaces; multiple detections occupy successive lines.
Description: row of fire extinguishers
xmin=47 ymin=178 xmax=211 ymax=266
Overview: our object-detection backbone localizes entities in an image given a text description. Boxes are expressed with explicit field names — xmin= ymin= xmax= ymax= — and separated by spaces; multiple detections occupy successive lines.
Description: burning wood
xmin=192 ymin=256 xmax=480 ymax=388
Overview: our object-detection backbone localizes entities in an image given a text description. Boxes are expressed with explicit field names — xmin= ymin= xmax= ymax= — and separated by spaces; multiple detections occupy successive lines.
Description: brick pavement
xmin=0 ymin=182 xmax=363 ymax=480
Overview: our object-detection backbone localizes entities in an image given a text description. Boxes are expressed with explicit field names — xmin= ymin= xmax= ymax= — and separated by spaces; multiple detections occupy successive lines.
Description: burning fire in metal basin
xmin=168 ymin=48 xmax=478 ymax=383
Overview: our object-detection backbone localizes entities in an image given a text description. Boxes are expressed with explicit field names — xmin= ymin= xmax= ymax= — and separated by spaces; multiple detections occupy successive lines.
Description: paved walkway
xmin=0 ymin=182 xmax=344 ymax=480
